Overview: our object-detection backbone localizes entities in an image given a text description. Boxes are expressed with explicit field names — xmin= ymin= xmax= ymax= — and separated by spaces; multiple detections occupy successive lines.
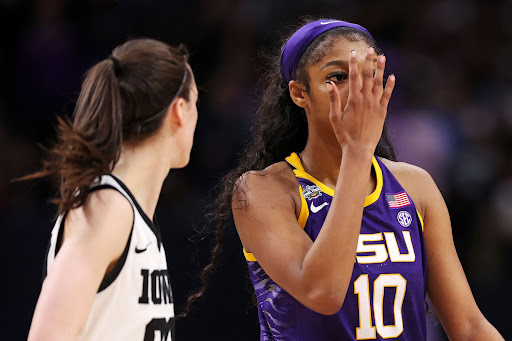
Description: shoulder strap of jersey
xmin=43 ymin=181 xmax=134 ymax=292
xmin=284 ymin=152 xmax=310 ymax=227
xmin=285 ymin=152 xmax=383 ymax=207
xmin=104 ymin=174 xmax=162 ymax=249
xmin=243 ymin=153 xmax=308 ymax=263
xmin=284 ymin=152 xmax=302 ymax=171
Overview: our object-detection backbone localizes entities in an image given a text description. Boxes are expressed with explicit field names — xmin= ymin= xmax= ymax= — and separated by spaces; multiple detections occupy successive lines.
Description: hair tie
xmin=280 ymin=20 xmax=373 ymax=85
xmin=108 ymin=55 xmax=122 ymax=78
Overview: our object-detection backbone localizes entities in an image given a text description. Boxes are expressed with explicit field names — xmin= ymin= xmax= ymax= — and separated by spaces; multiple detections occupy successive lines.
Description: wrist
xmin=341 ymin=145 xmax=374 ymax=163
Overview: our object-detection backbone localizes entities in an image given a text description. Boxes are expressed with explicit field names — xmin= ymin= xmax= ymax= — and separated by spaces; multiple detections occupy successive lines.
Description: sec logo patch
xmin=397 ymin=211 xmax=412 ymax=227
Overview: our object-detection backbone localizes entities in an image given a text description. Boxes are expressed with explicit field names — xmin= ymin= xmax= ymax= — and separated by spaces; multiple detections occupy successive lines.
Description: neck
xmin=300 ymin=126 xmax=375 ymax=193
xmin=300 ymin=126 xmax=343 ymax=188
xmin=112 ymin=135 xmax=173 ymax=220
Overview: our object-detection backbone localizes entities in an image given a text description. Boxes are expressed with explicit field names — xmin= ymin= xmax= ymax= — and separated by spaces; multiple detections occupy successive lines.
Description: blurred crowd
xmin=0 ymin=0 xmax=510 ymax=339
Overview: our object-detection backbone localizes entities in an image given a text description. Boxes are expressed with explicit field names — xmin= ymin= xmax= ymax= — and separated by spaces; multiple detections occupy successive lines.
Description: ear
xmin=168 ymin=98 xmax=186 ymax=128
xmin=289 ymin=80 xmax=307 ymax=108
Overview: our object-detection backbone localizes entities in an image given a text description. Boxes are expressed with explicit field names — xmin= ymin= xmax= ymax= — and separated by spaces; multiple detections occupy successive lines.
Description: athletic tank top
xmin=44 ymin=174 xmax=174 ymax=341
xmin=244 ymin=153 xmax=427 ymax=340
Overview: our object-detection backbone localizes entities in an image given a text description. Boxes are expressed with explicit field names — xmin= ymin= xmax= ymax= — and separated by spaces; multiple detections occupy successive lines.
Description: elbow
xmin=304 ymin=287 xmax=345 ymax=315
xmin=451 ymin=314 xmax=504 ymax=341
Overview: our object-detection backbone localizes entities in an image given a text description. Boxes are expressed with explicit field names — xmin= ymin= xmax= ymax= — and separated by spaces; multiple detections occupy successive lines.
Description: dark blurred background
xmin=1 ymin=0 xmax=511 ymax=340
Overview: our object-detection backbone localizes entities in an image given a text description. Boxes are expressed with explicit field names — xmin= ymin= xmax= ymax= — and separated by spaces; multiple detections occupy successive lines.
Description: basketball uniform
xmin=43 ymin=174 xmax=175 ymax=341
xmin=244 ymin=153 xmax=427 ymax=340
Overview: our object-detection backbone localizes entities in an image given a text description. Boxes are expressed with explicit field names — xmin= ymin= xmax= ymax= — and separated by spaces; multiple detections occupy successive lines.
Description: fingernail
xmin=368 ymin=47 xmax=375 ymax=55
xmin=390 ymin=74 xmax=396 ymax=81
xmin=351 ymin=50 xmax=356 ymax=57
xmin=326 ymin=81 xmax=333 ymax=91
xmin=378 ymin=55 xmax=385 ymax=63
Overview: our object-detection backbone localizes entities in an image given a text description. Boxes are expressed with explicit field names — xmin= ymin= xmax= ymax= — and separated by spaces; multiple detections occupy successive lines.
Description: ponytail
xmin=21 ymin=60 xmax=123 ymax=216
xmin=20 ymin=39 xmax=191 ymax=216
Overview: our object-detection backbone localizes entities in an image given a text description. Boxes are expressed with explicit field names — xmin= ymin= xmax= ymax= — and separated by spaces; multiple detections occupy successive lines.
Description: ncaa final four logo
xmin=302 ymin=185 xmax=322 ymax=201
xmin=397 ymin=211 xmax=412 ymax=227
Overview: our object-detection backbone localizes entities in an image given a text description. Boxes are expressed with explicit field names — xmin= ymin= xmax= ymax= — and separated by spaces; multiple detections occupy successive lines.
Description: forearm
xmin=301 ymin=148 xmax=373 ymax=296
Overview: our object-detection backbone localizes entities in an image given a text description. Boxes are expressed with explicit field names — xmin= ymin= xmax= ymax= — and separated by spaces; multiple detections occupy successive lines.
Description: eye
xmin=327 ymin=71 xmax=348 ymax=83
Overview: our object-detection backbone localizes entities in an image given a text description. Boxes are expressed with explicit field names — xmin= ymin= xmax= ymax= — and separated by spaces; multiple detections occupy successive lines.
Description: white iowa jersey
xmin=44 ymin=174 xmax=175 ymax=341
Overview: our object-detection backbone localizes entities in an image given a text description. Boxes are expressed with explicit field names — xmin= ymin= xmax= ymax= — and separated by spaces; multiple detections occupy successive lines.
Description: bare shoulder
xmin=77 ymin=189 xmax=132 ymax=228
xmin=64 ymin=188 xmax=133 ymax=252
xmin=380 ymin=158 xmax=438 ymax=216
xmin=380 ymin=158 xmax=432 ymax=183
xmin=233 ymin=161 xmax=304 ymax=254
xmin=234 ymin=161 xmax=299 ymax=205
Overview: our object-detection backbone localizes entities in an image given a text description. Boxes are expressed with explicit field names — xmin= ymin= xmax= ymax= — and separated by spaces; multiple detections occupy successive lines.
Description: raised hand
xmin=327 ymin=47 xmax=395 ymax=155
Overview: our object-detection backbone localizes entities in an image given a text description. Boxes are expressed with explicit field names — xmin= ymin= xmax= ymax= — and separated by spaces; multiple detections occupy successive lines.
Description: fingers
xmin=372 ymin=54 xmax=386 ymax=94
xmin=327 ymin=81 xmax=342 ymax=122
xmin=380 ymin=74 xmax=396 ymax=108
xmin=348 ymin=50 xmax=360 ymax=96
xmin=346 ymin=49 xmax=394 ymax=111
xmin=362 ymin=47 xmax=375 ymax=95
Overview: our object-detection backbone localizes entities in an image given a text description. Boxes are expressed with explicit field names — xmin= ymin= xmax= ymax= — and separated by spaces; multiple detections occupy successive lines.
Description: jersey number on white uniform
xmin=144 ymin=317 xmax=174 ymax=341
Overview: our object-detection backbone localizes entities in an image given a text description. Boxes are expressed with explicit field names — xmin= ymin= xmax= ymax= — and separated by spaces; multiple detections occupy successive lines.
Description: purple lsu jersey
xmin=244 ymin=153 xmax=428 ymax=340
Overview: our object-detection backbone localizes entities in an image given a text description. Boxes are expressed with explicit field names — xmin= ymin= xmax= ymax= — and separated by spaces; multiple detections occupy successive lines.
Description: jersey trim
xmin=244 ymin=248 xmax=257 ymax=261
xmin=98 ymin=227 xmax=133 ymax=293
xmin=243 ymin=184 xmax=310 ymax=262
xmin=43 ymin=184 xmax=135 ymax=294
xmin=41 ymin=236 xmax=52 ymax=282
xmin=297 ymin=185 xmax=309 ymax=228
xmin=243 ymin=153 xmax=383 ymax=262
xmin=416 ymin=209 xmax=424 ymax=232
xmin=284 ymin=153 xmax=383 ymax=207
xmin=110 ymin=174 xmax=163 ymax=250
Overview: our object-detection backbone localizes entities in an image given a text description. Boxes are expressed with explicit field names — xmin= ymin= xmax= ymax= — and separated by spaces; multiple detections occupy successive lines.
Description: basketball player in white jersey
xmin=27 ymin=38 xmax=198 ymax=340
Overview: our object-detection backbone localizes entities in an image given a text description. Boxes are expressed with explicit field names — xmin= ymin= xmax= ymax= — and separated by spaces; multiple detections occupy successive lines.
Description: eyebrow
xmin=320 ymin=58 xmax=378 ymax=70
xmin=321 ymin=60 xmax=348 ymax=70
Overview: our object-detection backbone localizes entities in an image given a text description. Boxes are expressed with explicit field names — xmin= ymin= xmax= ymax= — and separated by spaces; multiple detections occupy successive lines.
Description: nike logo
xmin=320 ymin=20 xmax=341 ymax=25
xmin=310 ymin=202 xmax=329 ymax=213
xmin=135 ymin=243 xmax=151 ymax=253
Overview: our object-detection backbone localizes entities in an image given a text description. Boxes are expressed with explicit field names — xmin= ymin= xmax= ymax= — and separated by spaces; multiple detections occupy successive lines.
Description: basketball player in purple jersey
xmin=191 ymin=19 xmax=504 ymax=340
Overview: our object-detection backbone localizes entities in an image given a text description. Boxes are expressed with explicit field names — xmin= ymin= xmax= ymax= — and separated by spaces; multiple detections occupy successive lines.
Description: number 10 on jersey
xmin=354 ymin=274 xmax=407 ymax=340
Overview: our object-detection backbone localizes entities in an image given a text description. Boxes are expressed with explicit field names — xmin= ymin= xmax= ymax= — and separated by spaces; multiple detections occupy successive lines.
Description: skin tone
xmin=28 ymin=68 xmax=198 ymax=341
xmin=233 ymin=37 xmax=503 ymax=339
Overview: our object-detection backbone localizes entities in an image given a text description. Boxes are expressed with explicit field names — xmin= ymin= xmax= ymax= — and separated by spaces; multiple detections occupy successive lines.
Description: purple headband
xmin=280 ymin=20 xmax=374 ymax=85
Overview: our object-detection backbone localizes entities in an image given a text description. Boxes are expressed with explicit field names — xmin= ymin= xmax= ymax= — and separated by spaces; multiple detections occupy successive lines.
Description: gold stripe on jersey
xmin=244 ymin=185 xmax=309 ymax=262
xmin=243 ymin=153 xmax=385 ymax=262
xmin=284 ymin=153 xmax=383 ymax=207
xmin=416 ymin=209 xmax=424 ymax=232
xmin=298 ymin=185 xmax=309 ymax=228
xmin=244 ymin=248 xmax=257 ymax=262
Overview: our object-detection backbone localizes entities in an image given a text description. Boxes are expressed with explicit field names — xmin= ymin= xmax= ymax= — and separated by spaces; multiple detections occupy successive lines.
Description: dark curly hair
xmin=182 ymin=18 xmax=396 ymax=316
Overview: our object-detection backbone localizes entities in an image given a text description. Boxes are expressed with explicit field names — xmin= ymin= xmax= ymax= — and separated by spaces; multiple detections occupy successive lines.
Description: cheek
xmin=309 ymin=84 xmax=349 ymax=117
